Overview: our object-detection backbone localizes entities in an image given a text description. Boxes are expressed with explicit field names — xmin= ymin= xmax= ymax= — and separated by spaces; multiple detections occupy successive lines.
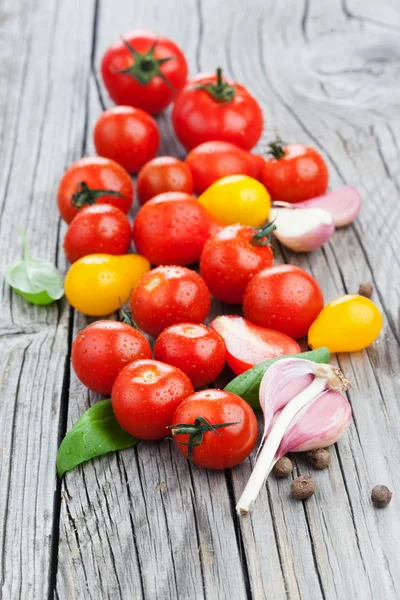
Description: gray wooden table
xmin=1 ymin=0 xmax=400 ymax=598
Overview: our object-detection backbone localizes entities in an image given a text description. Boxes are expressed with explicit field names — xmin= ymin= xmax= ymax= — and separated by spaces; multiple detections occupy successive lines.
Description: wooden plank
xmin=215 ymin=0 xmax=400 ymax=598
xmin=56 ymin=1 xmax=256 ymax=598
xmin=0 ymin=0 xmax=96 ymax=598
xmin=0 ymin=0 xmax=394 ymax=598
xmin=56 ymin=0 xmax=400 ymax=598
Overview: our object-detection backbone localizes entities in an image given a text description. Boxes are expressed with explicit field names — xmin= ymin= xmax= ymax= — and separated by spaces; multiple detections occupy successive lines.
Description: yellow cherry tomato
xmin=65 ymin=254 xmax=150 ymax=316
xmin=198 ymin=174 xmax=271 ymax=227
xmin=308 ymin=294 xmax=382 ymax=352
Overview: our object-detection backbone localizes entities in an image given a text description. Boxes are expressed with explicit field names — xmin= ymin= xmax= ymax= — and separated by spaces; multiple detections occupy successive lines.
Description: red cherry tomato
xmin=94 ymin=106 xmax=160 ymax=173
xmin=243 ymin=265 xmax=324 ymax=339
xmin=101 ymin=30 xmax=188 ymax=115
xmin=154 ymin=323 xmax=226 ymax=388
xmin=111 ymin=359 xmax=194 ymax=440
xmin=262 ymin=141 xmax=329 ymax=203
xmin=57 ymin=157 xmax=133 ymax=224
xmin=210 ymin=315 xmax=300 ymax=375
xmin=200 ymin=224 xmax=274 ymax=304
xmin=133 ymin=192 xmax=220 ymax=266
xmin=137 ymin=157 xmax=194 ymax=205
xmin=171 ymin=389 xmax=258 ymax=469
xmin=172 ymin=68 xmax=263 ymax=151
xmin=130 ymin=266 xmax=210 ymax=337
xmin=186 ymin=141 xmax=265 ymax=195
xmin=63 ymin=205 xmax=131 ymax=263
xmin=71 ymin=321 xmax=152 ymax=394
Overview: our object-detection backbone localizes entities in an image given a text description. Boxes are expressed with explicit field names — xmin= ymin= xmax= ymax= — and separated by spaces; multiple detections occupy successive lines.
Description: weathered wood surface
xmin=0 ymin=0 xmax=399 ymax=599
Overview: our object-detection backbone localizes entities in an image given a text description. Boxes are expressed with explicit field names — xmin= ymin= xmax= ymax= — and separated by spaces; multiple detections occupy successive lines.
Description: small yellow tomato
xmin=308 ymin=294 xmax=382 ymax=353
xmin=65 ymin=254 xmax=150 ymax=316
xmin=198 ymin=175 xmax=271 ymax=227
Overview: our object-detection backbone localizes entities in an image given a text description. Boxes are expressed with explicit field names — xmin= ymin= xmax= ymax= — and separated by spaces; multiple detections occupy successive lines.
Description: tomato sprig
xmin=169 ymin=416 xmax=240 ymax=461
xmin=71 ymin=181 xmax=125 ymax=208
xmin=116 ymin=37 xmax=175 ymax=88
xmin=267 ymin=138 xmax=286 ymax=160
xmin=119 ymin=303 xmax=139 ymax=328
xmin=251 ymin=222 xmax=276 ymax=247
xmin=196 ymin=67 xmax=236 ymax=103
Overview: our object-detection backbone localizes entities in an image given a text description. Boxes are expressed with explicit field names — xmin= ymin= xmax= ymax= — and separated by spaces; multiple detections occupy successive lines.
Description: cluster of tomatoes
xmin=57 ymin=30 xmax=333 ymax=470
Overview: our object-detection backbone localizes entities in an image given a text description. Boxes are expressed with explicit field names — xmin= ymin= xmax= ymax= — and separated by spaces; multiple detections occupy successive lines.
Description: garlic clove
xmin=286 ymin=185 xmax=362 ymax=227
xmin=277 ymin=390 xmax=352 ymax=456
xmin=269 ymin=206 xmax=334 ymax=252
xmin=259 ymin=358 xmax=315 ymax=436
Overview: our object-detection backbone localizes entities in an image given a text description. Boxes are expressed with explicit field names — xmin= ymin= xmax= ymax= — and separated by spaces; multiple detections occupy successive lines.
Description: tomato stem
xmin=71 ymin=181 xmax=125 ymax=208
xmin=267 ymin=138 xmax=286 ymax=160
xmin=216 ymin=66 xmax=223 ymax=87
xmin=169 ymin=416 xmax=240 ymax=461
xmin=119 ymin=303 xmax=139 ymax=330
xmin=195 ymin=67 xmax=236 ymax=103
xmin=116 ymin=37 xmax=175 ymax=88
xmin=251 ymin=222 xmax=276 ymax=247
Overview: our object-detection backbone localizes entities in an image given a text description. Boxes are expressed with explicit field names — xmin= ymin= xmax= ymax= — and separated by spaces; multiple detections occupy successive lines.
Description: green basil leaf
xmin=225 ymin=347 xmax=331 ymax=409
xmin=57 ymin=399 xmax=138 ymax=477
xmin=4 ymin=229 xmax=64 ymax=305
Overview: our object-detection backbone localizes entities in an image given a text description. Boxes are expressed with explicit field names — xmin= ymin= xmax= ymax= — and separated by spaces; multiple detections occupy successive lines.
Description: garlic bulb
xmin=236 ymin=358 xmax=351 ymax=515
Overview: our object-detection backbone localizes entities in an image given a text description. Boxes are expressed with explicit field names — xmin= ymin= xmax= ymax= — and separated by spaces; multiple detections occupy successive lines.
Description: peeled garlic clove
xmin=290 ymin=185 xmax=362 ymax=227
xmin=269 ymin=206 xmax=334 ymax=252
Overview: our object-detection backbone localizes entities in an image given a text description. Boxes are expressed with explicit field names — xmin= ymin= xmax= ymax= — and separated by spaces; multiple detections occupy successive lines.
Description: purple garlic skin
xmin=289 ymin=185 xmax=362 ymax=228
xmin=277 ymin=390 xmax=352 ymax=456
xmin=269 ymin=207 xmax=335 ymax=253
xmin=260 ymin=359 xmax=314 ymax=437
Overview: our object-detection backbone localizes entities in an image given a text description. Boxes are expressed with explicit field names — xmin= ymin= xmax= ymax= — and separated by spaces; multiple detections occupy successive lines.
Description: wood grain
xmin=0 ymin=1 xmax=95 ymax=598
xmin=0 ymin=0 xmax=399 ymax=599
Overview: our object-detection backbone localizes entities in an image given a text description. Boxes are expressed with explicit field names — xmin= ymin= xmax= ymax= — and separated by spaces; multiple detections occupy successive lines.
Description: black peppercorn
xmin=291 ymin=476 xmax=315 ymax=500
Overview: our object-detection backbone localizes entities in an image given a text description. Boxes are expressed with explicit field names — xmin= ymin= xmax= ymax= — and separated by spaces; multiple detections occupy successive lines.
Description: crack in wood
xmin=265 ymin=483 xmax=292 ymax=598
xmin=48 ymin=306 xmax=74 ymax=599
xmin=224 ymin=471 xmax=252 ymax=600
xmin=116 ymin=453 xmax=146 ymax=599
xmin=195 ymin=0 xmax=204 ymax=72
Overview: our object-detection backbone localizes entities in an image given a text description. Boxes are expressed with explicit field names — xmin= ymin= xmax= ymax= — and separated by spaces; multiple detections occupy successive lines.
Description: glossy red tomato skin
xmin=94 ymin=106 xmax=160 ymax=173
xmin=262 ymin=144 xmax=329 ymax=203
xmin=137 ymin=157 xmax=194 ymax=205
xmin=210 ymin=315 xmax=300 ymax=375
xmin=130 ymin=266 xmax=211 ymax=337
xmin=200 ymin=224 xmax=274 ymax=304
xmin=243 ymin=265 xmax=324 ymax=339
xmin=71 ymin=321 xmax=152 ymax=394
xmin=112 ymin=359 xmax=194 ymax=440
xmin=57 ymin=157 xmax=133 ymax=224
xmin=63 ymin=205 xmax=131 ymax=263
xmin=172 ymin=72 xmax=263 ymax=151
xmin=101 ymin=30 xmax=188 ymax=115
xmin=172 ymin=390 xmax=258 ymax=469
xmin=186 ymin=141 xmax=265 ymax=195
xmin=154 ymin=323 xmax=226 ymax=388
xmin=133 ymin=192 xmax=220 ymax=266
